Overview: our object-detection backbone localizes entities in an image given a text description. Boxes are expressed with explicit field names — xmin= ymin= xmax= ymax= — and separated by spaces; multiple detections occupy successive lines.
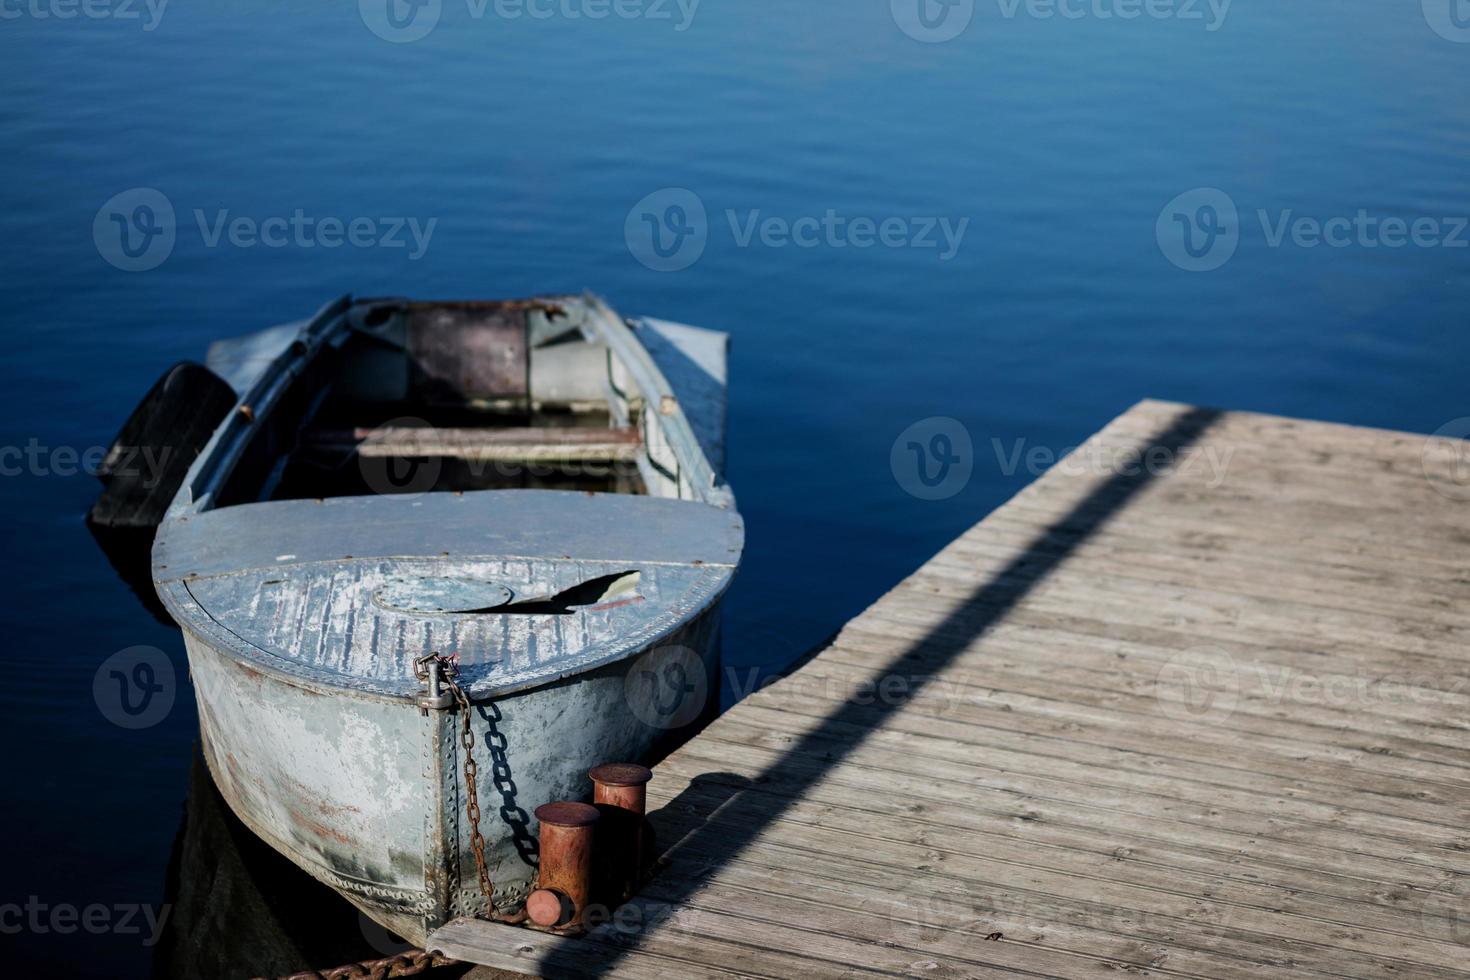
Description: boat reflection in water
xmin=90 ymin=514 xmax=467 ymax=978
xmin=153 ymin=753 xmax=472 ymax=980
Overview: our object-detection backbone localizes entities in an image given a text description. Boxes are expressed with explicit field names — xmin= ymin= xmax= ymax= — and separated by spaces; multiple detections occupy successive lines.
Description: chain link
xmin=269 ymin=948 xmax=455 ymax=980
xmin=414 ymin=652 xmax=495 ymax=916
xmin=447 ymin=663 xmax=495 ymax=914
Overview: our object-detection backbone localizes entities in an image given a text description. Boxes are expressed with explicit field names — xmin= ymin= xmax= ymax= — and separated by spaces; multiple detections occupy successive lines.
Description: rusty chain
xmin=413 ymin=652 xmax=495 ymax=916
xmin=269 ymin=948 xmax=455 ymax=980
xmin=446 ymin=662 xmax=495 ymax=915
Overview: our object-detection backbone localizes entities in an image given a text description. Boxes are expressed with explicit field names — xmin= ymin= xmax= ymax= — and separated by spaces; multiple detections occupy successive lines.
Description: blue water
xmin=2 ymin=1 xmax=1467 ymax=975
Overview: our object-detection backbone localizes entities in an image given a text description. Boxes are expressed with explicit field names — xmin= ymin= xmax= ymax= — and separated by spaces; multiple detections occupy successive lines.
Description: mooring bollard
xmin=589 ymin=762 xmax=653 ymax=903
xmin=527 ymin=801 xmax=600 ymax=929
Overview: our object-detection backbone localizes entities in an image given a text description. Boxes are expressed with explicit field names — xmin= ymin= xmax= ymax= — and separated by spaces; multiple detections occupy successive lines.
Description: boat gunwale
xmin=163 ymin=292 xmax=733 ymax=522
xmin=581 ymin=294 xmax=732 ymax=509
xmin=170 ymin=292 xmax=351 ymax=519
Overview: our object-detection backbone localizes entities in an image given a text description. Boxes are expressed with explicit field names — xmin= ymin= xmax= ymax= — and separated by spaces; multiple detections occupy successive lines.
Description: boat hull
xmin=143 ymin=295 xmax=741 ymax=946
xmin=185 ymin=606 xmax=721 ymax=946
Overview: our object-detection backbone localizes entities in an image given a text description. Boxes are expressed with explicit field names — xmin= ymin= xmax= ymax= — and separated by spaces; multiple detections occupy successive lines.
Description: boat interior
xmin=147 ymin=296 xmax=741 ymax=696
xmin=212 ymin=298 xmax=682 ymax=509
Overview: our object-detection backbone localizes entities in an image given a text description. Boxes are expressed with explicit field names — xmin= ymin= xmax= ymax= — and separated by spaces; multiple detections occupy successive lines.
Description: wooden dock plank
xmin=451 ymin=400 xmax=1470 ymax=978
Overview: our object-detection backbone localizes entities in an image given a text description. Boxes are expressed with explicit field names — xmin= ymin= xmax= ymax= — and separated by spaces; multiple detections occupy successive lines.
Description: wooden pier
xmin=437 ymin=399 xmax=1470 ymax=978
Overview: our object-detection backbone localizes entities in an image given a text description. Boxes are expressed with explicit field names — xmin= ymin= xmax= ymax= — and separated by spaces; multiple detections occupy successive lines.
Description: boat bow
xmin=154 ymin=489 xmax=743 ymax=700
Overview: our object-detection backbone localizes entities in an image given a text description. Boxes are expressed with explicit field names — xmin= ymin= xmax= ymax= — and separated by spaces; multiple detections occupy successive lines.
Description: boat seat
xmin=298 ymin=425 xmax=641 ymax=464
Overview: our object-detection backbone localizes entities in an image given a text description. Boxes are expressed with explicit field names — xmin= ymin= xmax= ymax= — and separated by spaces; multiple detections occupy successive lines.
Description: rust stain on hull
xmin=289 ymin=806 xmax=356 ymax=847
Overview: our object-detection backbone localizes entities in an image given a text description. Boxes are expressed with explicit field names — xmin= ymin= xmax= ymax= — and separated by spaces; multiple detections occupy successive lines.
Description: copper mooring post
xmin=527 ymin=801 xmax=600 ymax=930
xmin=590 ymin=762 xmax=653 ymax=903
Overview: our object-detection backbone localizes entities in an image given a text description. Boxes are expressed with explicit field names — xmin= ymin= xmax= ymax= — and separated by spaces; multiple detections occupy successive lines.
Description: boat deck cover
xmin=153 ymin=490 xmax=742 ymax=697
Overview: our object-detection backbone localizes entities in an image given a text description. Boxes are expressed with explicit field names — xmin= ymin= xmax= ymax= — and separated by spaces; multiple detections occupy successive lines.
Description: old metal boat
xmin=124 ymin=294 xmax=741 ymax=945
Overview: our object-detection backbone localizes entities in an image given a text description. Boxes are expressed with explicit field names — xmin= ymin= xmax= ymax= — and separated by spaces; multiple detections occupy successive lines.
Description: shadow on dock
xmin=542 ymin=404 xmax=1222 ymax=977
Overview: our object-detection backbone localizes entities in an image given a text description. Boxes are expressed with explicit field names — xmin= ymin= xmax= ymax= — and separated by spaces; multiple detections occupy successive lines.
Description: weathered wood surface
xmin=301 ymin=425 xmax=642 ymax=462
xmin=453 ymin=399 xmax=1470 ymax=979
